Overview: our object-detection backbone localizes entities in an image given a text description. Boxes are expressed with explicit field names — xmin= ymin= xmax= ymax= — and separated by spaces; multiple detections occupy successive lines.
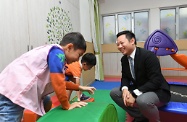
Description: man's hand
xmin=79 ymin=86 xmax=96 ymax=94
xmin=68 ymin=101 xmax=88 ymax=110
xmin=125 ymin=93 xmax=135 ymax=107
xmin=122 ymin=89 xmax=130 ymax=106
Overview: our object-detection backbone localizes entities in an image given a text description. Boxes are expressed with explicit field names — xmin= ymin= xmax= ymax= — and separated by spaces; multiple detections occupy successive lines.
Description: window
xmin=160 ymin=9 xmax=176 ymax=40
xmin=117 ymin=14 xmax=132 ymax=32
xmin=102 ymin=10 xmax=149 ymax=44
xmin=179 ymin=7 xmax=187 ymax=39
xmin=160 ymin=6 xmax=187 ymax=40
xmin=134 ymin=11 xmax=149 ymax=42
xmin=103 ymin=15 xmax=116 ymax=44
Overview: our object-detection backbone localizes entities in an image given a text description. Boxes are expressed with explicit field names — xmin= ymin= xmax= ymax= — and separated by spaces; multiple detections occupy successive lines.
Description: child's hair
xmin=81 ymin=53 xmax=96 ymax=66
xmin=60 ymin=32 xmax=87 ymax=51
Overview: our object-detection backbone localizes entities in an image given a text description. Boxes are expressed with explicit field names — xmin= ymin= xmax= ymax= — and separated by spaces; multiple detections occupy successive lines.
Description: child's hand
xmin=68 ymin=101 xmax=88 ymax=110
xmin=79 ymin=86 xmax=96 ymax=94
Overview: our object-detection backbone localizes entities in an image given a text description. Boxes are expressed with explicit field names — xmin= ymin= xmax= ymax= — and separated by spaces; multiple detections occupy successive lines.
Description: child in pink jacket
xmin=0 ymin=32 xmax=96 ymax=122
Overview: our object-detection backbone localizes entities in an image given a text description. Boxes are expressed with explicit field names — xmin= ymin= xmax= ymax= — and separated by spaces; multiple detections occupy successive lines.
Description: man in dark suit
xmin=110 ymin=30 xmax=171 ymax=122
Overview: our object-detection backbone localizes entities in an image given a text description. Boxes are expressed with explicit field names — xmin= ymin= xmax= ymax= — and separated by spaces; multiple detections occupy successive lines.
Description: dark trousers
xmin=110 ymin=87 xmax=167 ymax=122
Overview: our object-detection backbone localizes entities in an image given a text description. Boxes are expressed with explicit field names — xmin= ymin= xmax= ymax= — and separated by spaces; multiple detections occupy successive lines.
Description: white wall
xmin=0 ymin=0 xmax=81 ymax=72
xmin=0 ymin=0 xmax=30 ymax=71
xmin=99 ymin=0 xmax=187 ymax=14
xmin=103 ymin=53 xmax=123 ymax=76
xmin=79 ymin=0 xmax=92 ymax=42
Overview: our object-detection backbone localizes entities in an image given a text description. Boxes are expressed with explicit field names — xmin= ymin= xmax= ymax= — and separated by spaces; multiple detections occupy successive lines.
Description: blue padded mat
xmin=159 ymin=82 xmax=187 ymax=114
xmin=90 ymin=81 xmax=120 ymax=90
xmin=159 ymin=102 xmax=187 ymax=114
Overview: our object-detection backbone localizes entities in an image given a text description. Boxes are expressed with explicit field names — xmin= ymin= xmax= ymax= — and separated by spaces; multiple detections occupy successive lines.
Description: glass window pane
xmin=179 ymin=7 xmax=187 ymax=39
xmin=103 ymin=15 xmax=116 ymax=44
xmin=160 ymin=9 xmax=176 ymax=40
xmin=118 ymin=14 xmax=132 ymax=32
xmin=134 ymin=11 xmax=149 ymax=42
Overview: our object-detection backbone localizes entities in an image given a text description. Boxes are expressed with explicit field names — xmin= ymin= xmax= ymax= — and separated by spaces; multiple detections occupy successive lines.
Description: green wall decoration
xmin=46 ymin=5 xmax=73 ymax=44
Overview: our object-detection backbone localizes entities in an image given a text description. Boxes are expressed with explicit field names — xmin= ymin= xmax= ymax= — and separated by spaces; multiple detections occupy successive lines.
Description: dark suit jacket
xmin=120 ymin=47 xmax=171 ymax=102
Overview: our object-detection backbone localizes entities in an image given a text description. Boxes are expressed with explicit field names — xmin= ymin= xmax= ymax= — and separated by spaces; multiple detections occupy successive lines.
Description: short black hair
xmin=81 ymin=53 xmax=96 ymax=66
xmin=60 ymin=32 xmax=86 ymax=51
xmin=116 ymin=30 xmax=137 ymax=45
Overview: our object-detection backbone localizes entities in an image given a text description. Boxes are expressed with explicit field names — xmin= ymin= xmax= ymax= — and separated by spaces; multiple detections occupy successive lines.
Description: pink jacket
xmin=0 ymin=44 xmax=62 ymax=116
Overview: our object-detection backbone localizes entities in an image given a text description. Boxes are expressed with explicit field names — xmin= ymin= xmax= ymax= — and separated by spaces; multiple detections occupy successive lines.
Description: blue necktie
xmin=128 ymin=57 xmax=135 ymax=79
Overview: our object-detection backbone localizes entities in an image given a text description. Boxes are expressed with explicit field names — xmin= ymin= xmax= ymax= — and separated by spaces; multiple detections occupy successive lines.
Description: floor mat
xmin=90 ymin=81 xmax=120 ymax=90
